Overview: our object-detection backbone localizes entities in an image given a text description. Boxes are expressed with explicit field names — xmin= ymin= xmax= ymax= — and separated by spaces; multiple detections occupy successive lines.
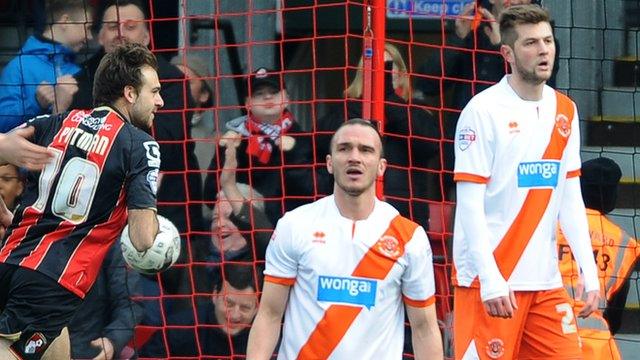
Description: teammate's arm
xmin=127 ymin=209 xmax=158 ymax=252
xmin=0 ymin=126 xmax=52 ymax=170
xmin=457 ymin=181 xmax=517 ymax=318
xmin=246 ymin=282 xmax=290 ymax=360
xmin=406 ymin=303 xmax=443 ymax=359
xmin=558 ymin=177 xmax=600 ymax=317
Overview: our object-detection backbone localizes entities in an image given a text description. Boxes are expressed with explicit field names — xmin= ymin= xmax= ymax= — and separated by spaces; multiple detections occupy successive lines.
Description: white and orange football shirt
xmin=265 ymin=195 xmax=435 ymax=359
xmin=453 ymin=76 xmax=582 ymax=291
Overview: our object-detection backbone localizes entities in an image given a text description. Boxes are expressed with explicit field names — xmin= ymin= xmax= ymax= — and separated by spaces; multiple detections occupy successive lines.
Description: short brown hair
xmin=45 ymin=0 xmax=89 ymax=24
xmin=499 ymin=4 xmax=551 ymax=48
xmin=93 ymin=42 xmax=158 ymax=107
xmin=329 ymin=118 xmax=385 ymax=158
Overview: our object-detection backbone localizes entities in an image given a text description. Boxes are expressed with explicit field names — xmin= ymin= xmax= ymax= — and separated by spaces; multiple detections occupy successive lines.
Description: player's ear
xmin=377 ymin=158 xmax=387 ymax=177
xmin=326 ymin=154 xmax=334 ymax=175
xmin=123 ymin=85 xmax=138 ymax=104
xmin=500 ymin=44 xmax=514 ymax=63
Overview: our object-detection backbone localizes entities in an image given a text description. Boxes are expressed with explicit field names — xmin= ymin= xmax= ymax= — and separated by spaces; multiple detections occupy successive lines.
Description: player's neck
xmin=333 ymin=189 xmax=376 ymax=221
xmin=507 ymin=74 xmax=545 ymax=101
xmin=111 ymin=101 xmax=132 ymax=123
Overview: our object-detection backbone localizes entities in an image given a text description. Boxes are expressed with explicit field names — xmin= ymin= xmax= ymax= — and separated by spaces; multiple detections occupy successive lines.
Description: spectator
xmin=0 ymin=0 xmax=92 ymax=132
xmin=140 ymin=263 xmax=262 ymax=358
xmin=557 ymin=157 xmax=639 ymax=359
xmin=170 ymin=53 xmax=216 ymax=210
xmin=204 ymin=67 xmax=314 ymax=225
xmin=317 ymin=43 xmax=440 ymax=228
xmin=68 ymin=243 xmax=143 ymax=360
xmin=0 ymin=164 xmax=24 ymax=212
xmin=414 ymin=0 xmax=556 ymax=198
xmin=192 ymin=140 xmax=272 ymax=293
xmin=69 ymin=0 xmax=204 ymax=235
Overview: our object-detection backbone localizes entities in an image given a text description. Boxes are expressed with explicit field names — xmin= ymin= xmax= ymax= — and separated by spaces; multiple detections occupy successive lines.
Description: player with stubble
xmin=0 ymin=42 xmax=163 ymax=359
xmin=452 ymin=4 xmax=599 ymax=359
xmin=247 ymin=119 xmax=443 ymax=359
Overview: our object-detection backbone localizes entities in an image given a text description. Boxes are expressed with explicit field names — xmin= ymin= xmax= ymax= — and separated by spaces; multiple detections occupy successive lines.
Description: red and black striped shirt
xmin=0 ymin=107 xmax=160 ymax=298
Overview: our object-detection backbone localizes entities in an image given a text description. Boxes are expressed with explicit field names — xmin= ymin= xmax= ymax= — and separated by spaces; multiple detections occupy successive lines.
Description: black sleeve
xmin=203 ymin=144 xmax=224 ymax=206
xmin=603 ymin=271 xmax=633 ymax=334
xmin=102 ymin=244 xmax=143 ymax=354
xmin=126 ymin=131 xmax=160 ymax=210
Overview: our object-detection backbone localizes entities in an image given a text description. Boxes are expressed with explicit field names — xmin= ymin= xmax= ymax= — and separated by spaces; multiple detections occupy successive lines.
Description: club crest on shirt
xmin=555 ymin=114 xmax=571 ymax=138
xmin=486 ymin=338 xmax=504 ymax=359
xmin=457 ymin=127 xmax=476 ymax=151
xmin=374 ymin=235 xmax=403 ymax=260
xmin=312 ymin=231 xmax=326 ymax=244
xmin=24 ymin=332 xmax=47 ymax=354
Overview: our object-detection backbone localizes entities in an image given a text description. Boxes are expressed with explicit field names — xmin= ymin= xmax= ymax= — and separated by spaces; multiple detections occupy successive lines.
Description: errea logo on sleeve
xmin=517 ymin=161 xmax=560 ymax=188
xmin=317 ymin=276 xmax=377 ymax=309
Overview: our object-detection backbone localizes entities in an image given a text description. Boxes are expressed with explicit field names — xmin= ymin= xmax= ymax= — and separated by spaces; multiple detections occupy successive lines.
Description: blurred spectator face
xmin=62 ymin=8 xmax=94 ymax=52
xmin=129 ymin=66 xmax=164 ymax=130
xmin=213 ymin=280 xmax=259 ymax=336
xmin=99 ymin=4 xmax=149 ymax=54
xmin=0 ymin=165 xmax=23 ymax=211
xmin=174 ymin=64 xmax=211 ymax=107
xmin=245 ymin=86 xmax=289 ymax=123
xmin=211 ymin=193 xmax=247 ymax=254
xmin=383 ymin=51 xmax=402 ymax=91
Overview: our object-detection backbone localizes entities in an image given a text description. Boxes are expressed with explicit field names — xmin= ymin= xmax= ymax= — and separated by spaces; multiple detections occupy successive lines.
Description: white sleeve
xmin=558 ymin=178 xmax=599 ymax=293
xmin=456 ymin=182 xmax=509 ymax=301
xmin=564 ymin=102 xmax=581 ymax=173
xmin=264 ymin=213 xmax=299 ymax=280
xmin=401 ymin=226 xmax=436 ymax=302
xmin=454 ymin=102 xmax=494 ymax=181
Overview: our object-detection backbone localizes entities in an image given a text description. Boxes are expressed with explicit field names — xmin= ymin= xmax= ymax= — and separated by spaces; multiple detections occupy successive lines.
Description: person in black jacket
xmin=69 ymin=0 xmax=204 ymax=236
xmin=204 ymin=68 xmax=314 ymax=225
xmin=316 ymin=43 xmax=440 ymax=229
xmin=67 ymin=243 xmax=143 ymax=359
xmin=140 ymin=263 xmax=262 ymax=358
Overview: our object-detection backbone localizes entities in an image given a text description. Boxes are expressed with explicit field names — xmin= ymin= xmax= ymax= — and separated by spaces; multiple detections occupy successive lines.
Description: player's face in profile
xmin=213 ymin=281 xmax=258 ymax=336
xmin=130 ymin=66 xmax=163 ymax=130
xmin=510 ymin=22 xmax=555 ymax=85
xmin=327 ymin=124 xmax=386 ymax=197
xmin=99 ymin=4 xmax=149 ymax=54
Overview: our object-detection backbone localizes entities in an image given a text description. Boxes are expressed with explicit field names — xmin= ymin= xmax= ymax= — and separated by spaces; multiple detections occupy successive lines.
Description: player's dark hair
xmin=214 ymin=263 xmax=263 ymax=293
xmin=93 ymin=42 xmax=158 ymax=107
xmin=329 ymin=118 xmax=385 ymax=158
xmin=499 ymin=4 xmax=551 ymax=48
xmin=93 ymin=0 xmax=149 ymax=34
xmin=45 ymin=0 xmax=89 ymax=25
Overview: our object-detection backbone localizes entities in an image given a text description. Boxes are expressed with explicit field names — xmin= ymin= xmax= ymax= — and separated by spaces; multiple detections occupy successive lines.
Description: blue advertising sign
xmin=387 ymin=0 xmax=475 ymax=18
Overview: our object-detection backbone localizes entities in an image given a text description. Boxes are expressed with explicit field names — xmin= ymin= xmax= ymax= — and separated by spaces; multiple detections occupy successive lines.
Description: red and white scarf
xmin=244 ymin=110 xmax=295 ymax=164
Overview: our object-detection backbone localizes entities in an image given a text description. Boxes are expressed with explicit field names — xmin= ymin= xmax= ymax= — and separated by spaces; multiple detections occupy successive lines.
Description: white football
xmin=120 ymin=215 xmax=181 ymax=274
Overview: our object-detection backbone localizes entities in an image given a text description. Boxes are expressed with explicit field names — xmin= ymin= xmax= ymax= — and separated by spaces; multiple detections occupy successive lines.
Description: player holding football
xmin=247 ymin=119 xmax=443 ymax=359
xmin=0 ymin=42 xmax=163 ymax=359
xmin=452 ymin=4 xmax=599 ymax=359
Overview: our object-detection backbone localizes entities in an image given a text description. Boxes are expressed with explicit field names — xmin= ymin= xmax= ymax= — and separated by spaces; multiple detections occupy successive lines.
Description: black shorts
xmin=0 ymin=263 xmax=82 ymax=360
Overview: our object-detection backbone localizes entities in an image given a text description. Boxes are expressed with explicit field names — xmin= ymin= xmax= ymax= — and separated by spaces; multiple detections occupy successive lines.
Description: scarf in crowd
xmin=244 ymin=110 xmax=295 ymax=164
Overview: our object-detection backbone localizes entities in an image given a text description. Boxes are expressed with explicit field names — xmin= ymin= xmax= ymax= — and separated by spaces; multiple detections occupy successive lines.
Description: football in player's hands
xmin=120 ymin=215 xmax=180 ymax=274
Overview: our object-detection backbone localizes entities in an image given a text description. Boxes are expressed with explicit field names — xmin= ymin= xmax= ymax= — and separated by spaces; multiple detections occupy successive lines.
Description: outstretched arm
xmin=246 ymin=282 xmax=290 ymax=359
xmin=0 ymin=127 xmax=52 ymax=170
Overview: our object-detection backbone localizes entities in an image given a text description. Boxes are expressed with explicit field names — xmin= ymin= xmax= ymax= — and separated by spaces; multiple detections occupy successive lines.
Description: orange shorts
xmin=454 ymin=286 xmax=582 ymax=359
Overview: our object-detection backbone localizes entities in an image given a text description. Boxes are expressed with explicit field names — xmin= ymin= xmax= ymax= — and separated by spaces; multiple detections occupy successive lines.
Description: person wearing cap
xmin=556 ymin=157 xmax=639 ymax=359
xmin=204 ymin=67 xmax=313 ymax=226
